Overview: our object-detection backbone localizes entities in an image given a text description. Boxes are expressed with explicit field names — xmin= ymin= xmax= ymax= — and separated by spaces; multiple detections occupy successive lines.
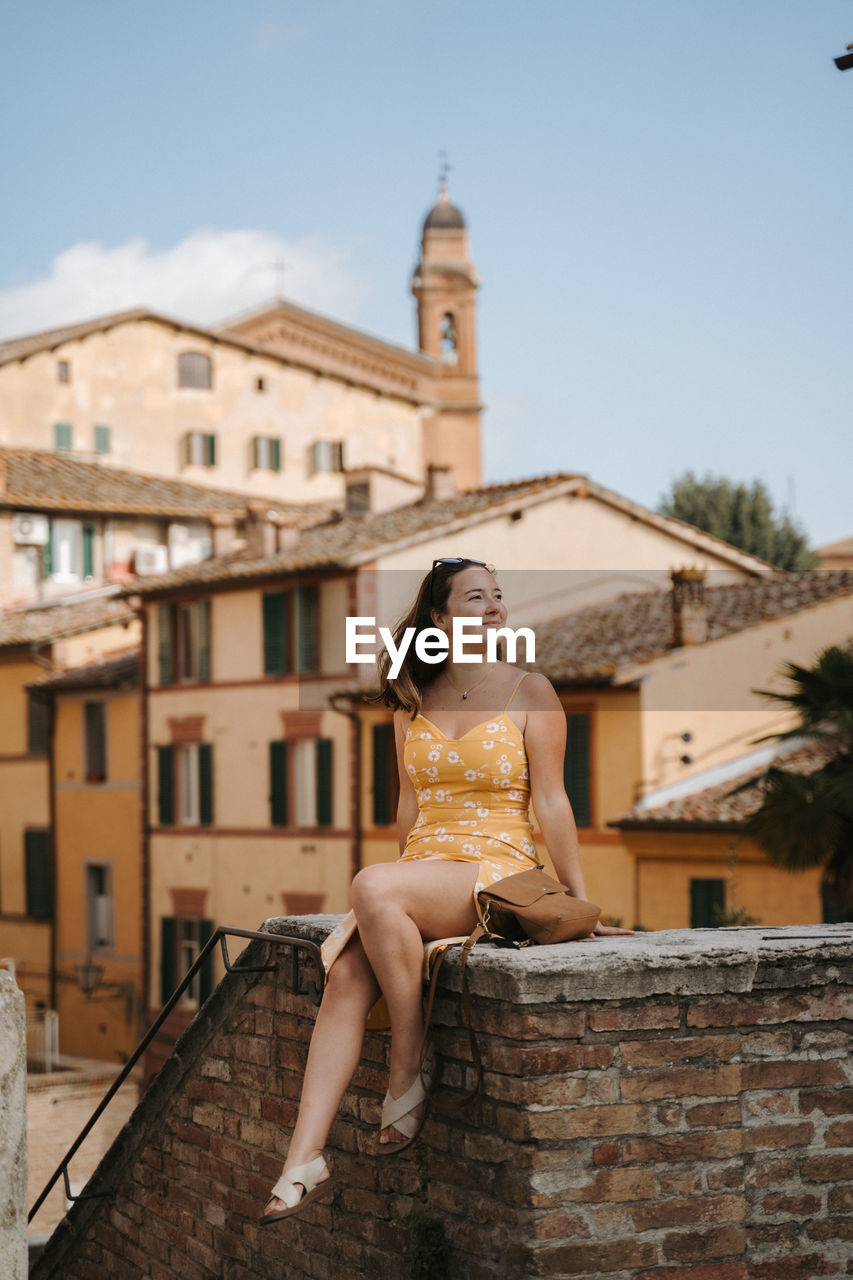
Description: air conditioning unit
xmin=12 ymin=513 xmax=50 ymax=546
xmin=133 ymin=544 xmax=169 ymax=575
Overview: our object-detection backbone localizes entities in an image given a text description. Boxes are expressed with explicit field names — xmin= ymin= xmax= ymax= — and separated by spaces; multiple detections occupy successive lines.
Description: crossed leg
xmin=264 ymin=860 xmax=478 ymax=1212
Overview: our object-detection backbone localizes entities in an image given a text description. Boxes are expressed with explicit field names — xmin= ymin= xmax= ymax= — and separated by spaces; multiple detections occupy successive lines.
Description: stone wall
xmin=30 ymin=921 xmax=853 ymax=1280
xmin=0 ymin=969 xmax=27 ymax=1280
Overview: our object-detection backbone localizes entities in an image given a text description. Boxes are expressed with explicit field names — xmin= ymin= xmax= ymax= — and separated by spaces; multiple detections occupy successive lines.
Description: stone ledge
xmin=261 ymin=916 xmax=853 ymax=1003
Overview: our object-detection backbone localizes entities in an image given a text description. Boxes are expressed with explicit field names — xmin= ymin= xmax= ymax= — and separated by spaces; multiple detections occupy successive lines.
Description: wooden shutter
xmin=372 ymin=723 xmax=392 ymax=826
xmin=157 ymin=745 xmax=174 ymax=825
xmin=690 ymin=879 xmax=725 ymax=929
xmin=94 ymin=424 xmax=110 ymax=454
xmin=316 ymin=738 xmax=333 ymax=827
xmin=158 ymin=605 xmax=174 ymax=685
xmin=24 ymin=830 xmax=51 ymax=920
xmin=199 ymin=743 xmax=213 ymax=826
xmin=160 ymin=916 xmax=177 ymax=1004
xmin=271 ymin=437 xmax=281 ymax=472
xmin=295 ymin=584 xmax=319 ymax=673
xmin=269 ymin=740 xmax=288 ymax=826
xmin=198 ymin=918 xmax=215 ymax=1004
xmin=205 ymin=434 xmax=216 ymax=466
xmin=42 ymin=523 xmax=53 ymax=578
xmin=196 ymin=599 xmax=211 ymax=682
xmin=84 ymin=702 xmax=107 ymax=781
xmin=82 ymin=522 xmax=95 ymax=578
xmin=563 ymin=713 xmax=591 ymax=828
xmin=332 ymin=441 xmax=344 ymax=471
xmin=262 ymin=591 xmax=286 ymax=675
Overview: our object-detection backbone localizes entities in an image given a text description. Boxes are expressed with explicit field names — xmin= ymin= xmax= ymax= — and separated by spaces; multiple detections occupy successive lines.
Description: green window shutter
xmin=94 ymin=425 xmax=110 ymax=454
xmin=42 ymin=523 xmax=54 ymax=578
xmin=54 ymin=422 xmax=72 ymax=451
xmin=28 ymin=691 xmax=50 ymax=755
xmin=25 ymin=830 xmax=52 ymax=920
xmin=372 ymin=723 xmax=392 ymax=826
xmin=563 ymin=713 xmax=591 ymax=828
xmin=199 ymin=743 xmax=213 ymax=826
xmin=157 ymin=746 xmax=174 ymax=825
xmin=690 ymin=878 xmax=725 ymax=929
xmin=269 ymin=740 xmax=288 ymax=826
xmin=160 ymin=916 xmax=177 ymax=1004
xmin=316 ymin=738 xmax=333 ymax=827
xmin=158 ymin=605 xmax=174 ymax=685
xmin=295 ymin=585 xmax=319 ymax=673
xmin=196 ymin=599 xmax=211 ymax=682
xmin=262 ymin=591 xmax=286 ymax=675
xmin=205 ymin=434 xmax=216 ymax=466
xmin=198 ymin=918 xmax=215 ymax=1004
xmin=271 ymin=438 xmax=281 ymax=472
xmin=82 ymin=522 xmax=95 ymax=578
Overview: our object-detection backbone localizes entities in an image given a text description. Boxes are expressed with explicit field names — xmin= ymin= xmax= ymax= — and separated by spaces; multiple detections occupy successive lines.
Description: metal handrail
xmin=28 ymin=926 xmax=324 ymax=1223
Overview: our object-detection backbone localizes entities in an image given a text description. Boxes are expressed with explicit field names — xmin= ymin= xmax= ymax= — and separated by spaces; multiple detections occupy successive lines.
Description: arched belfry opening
xmin=411 ymin=169 xmax=482 ymax=488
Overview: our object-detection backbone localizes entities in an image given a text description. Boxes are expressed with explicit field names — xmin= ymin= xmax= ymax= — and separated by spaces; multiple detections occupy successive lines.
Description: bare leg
xmin=265 ymin=935 xmax=379 ymax=1213
xmin=350 ymin=860 xmax=478 ymax=1144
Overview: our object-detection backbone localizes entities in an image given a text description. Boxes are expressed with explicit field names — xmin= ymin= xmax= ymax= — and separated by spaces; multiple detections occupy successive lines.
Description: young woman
xmin=261 ymin=557 xmax=631 ymax=1222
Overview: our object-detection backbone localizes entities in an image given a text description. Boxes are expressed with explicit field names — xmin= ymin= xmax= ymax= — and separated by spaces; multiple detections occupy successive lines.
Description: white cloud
xmin=0 ymin=228 xmax=370 ymax=340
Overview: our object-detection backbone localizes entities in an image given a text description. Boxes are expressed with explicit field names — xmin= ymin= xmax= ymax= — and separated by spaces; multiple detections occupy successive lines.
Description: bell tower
xmin=412 ymin=172 xmax=482 ymax=490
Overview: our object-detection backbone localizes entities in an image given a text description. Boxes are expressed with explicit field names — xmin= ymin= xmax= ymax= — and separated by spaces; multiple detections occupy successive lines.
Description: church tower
xmin=412 ymin=175 xmax=482 ymax=490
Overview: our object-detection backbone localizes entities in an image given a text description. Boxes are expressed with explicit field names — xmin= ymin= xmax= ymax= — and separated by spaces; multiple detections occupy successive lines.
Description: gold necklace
xmin=443 ymin=667 xmax=491 ymax=701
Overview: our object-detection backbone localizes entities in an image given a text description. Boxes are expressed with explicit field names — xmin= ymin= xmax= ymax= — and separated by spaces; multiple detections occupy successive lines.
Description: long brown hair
xmin=378 ymin=559 xmax=492 ymax=716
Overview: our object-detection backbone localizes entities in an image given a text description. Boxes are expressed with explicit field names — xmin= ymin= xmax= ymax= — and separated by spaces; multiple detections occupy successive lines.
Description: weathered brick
xmin=621 ymin=1065 xmax=741 ymax=1101
xmin=487 ymin=1041 xmax=614 ymax=1074
xmin=631 ymin=1194 xmax=745 ymax=1232
xmin=707 ymin=1164 xmax=745 ymax=1191
xmin=828 ymin=1187 xmax=853 ymax=1213
xmin=742 ymin=1060 xmax=848 ymax=1090
xmin=762 ymin=1192 xmax=822 ymax=1215
xmin=748 ymin=1255 xmax=840 ymax=1279
xmin=568 ymin=1167 xmax=658 ymax=1204
xmin=826 ymin=1120 xmax=853 ymax=1147
xmin=636 ymin=1264 xmax=748 ymax=1280
xmin=530 ymin=1102 xmax=651 ymax=1139
xmin=589 ymin=1004 xmax=681 ymax=1032
xmin=593 ymin=1142 xmax=619 ymax=1166
xmin=621 ymin=1036 xmax=741 ymax=1067
xmin=807 ymin=1217 xmax=853 ymax=1242
xmin=531 ymin=1210 xmax=591 ymax=1240
xmin=498 ymin=1007 xmax=586 ymax=1039
xmin=800 ymin=1154 xmax=853 ymax=1182
xmin=742 ymin=1122 xmax=814 ymax=1152
xmin=663 ymin=1224 xmax=746 ymax=1263
xmin=743 ymin=1092 xmax=795 ymax=1118
xmin=623 ymin=1130 xmax=742 ymax=1163
xmin=747 ymin=1157 xmax=796 ymax=1187
xmin=688 ymin=991 xmax=851 ymax=1029
xmin=687 ymin=1101 xmax=741 ymax=1128
xmin=531 ymin=1238 xmax=659 ymax=1273
xmin=799 ymin=1087 xmax=853 ymax=1115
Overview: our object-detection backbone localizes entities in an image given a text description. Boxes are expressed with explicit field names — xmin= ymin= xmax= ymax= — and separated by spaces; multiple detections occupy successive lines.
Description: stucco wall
xmin=0 ymin=969 xmax=27 ymax=1280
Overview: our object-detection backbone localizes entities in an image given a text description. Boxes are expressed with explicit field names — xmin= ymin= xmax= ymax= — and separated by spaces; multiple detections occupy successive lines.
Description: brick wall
xmin=31 ymin=922 xmax=853 ymax=1280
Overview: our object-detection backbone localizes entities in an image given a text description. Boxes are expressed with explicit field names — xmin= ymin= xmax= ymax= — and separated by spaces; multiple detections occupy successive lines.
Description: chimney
xmin=671 ymin=567 xmax=708 ymax=646
xmin=244 ymin=502 xmax=277 ymax=558
xmin=425 ymin=463 xmax=455 ymax=501
xmin=209 ymin=513 xmax=238 ymax=558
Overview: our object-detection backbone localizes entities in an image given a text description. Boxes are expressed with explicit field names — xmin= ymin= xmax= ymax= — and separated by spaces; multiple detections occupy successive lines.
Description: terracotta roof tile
xmin=0 ymin=591 xmax=137 ymax=648
xmin=531 ymin=572 xmax=853 ymax=683
xmin=30 ymin=648 xmax=140 ymax=691
xmin=0 ymin=448 xmax=320 ymax=520
xmin=613 ymin=738 xmax=840 ymax=829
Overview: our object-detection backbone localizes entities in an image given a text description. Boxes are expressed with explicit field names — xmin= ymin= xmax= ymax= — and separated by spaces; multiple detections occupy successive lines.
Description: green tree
xmin=658 ymin=472 xmax=815 ymax=570
xmin=737 ymin=646 xmax=853 ymax=920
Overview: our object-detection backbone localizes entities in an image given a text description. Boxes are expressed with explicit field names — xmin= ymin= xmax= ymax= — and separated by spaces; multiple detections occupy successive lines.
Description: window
xmin=160 ymin=915 xmax=214 ymax=1008
xmin=85 ymin=863 xmax=113 ymax=950
xmin=84 ymin=701 xmax=107 ymax=782
xmin=25 ymin=830 xmax=51 ymax=920
xmin=372 ymin=723 xmax=399 ymax=826
xmin=54 ymin=422 xmax=73 ymax=451
xmin=93 ymin=425 xmax=111 ymax=454
xmin=690 ymin=879 xmax=725 ymax=929
xmin=252 ymin=435 xmax=282 ymax=472
xmin=255 ymin=376 xmax=266 ymax=392
xmin=440 ymin=312 xmax=458 ymax=364
xmin=563 ymin=713 xmax=591 ymax=827
xmin=269 ymin=738 xmax=333 ymax=828
xmin=308 ymin=440 xmax=344 ymax=475
xmin=262 ymin=585 xmax=319 ymax=676
xmin=156 ymin=743 xmax=213 ymax=827
xmin=346 ymin=482 xmax=370 ymax=515
xmin=57 ymin=360 xmax=71 ymax=384
xmin=183 ymin=431 xmax=217 ymax=467
xmin=177 ymin=351 xmax=212 ymax=389
xmin=157 ymin=600 xmax=211 ymax=684
xmin=28 ymin=691 xmax=50 ymax=755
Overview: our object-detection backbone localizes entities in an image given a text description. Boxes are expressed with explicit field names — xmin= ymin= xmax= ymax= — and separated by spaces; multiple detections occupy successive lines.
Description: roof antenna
xmin=438 ymin=151 xmax=451 ymax=200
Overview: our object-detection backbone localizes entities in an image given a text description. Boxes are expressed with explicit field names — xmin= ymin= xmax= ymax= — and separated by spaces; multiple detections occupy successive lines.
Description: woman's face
xmin=432 ymin=566 xmax=507 ymax=637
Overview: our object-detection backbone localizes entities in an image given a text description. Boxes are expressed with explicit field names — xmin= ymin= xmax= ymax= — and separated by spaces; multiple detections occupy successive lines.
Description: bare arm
xmin=523 ymin=674 xmax=633 ymax=937
xmin=393 ymin=709 xmax=419 ymax=854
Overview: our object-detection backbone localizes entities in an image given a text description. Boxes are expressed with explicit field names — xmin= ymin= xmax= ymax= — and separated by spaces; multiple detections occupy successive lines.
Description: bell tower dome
xmin=412 ymin=173 xmax=482 ymax=490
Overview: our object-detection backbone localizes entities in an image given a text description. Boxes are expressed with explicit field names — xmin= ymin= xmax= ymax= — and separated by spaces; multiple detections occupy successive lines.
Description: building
xmin=0 ymin=184 xmax=482 ymax=505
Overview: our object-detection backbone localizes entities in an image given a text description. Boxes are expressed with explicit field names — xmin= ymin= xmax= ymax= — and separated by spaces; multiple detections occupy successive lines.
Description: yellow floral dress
xmin=320 ymin=674 xmax=537 ymax=974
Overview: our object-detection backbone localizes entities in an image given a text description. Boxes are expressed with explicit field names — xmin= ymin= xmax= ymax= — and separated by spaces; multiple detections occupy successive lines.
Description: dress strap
xmin=502 ymin=672 xmax=528 ymax=713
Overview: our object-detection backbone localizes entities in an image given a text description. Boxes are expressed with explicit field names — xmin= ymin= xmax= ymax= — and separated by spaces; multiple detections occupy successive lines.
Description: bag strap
xmin=419 ymin=922 xmax=487 ymax=1108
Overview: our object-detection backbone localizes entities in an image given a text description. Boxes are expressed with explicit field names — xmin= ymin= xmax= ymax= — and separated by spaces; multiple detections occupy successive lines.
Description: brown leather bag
xmin=421 ymin=868 xmax=600 ymax=1104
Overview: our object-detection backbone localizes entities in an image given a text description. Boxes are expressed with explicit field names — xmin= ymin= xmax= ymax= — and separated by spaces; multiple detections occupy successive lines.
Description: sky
xmin=1 ymin=1 xmax=851 ymax=547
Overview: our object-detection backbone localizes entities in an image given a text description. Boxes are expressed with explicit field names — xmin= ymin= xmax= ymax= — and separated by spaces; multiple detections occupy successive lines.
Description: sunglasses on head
xmin=429 ymin=557 xmax=490 ymax=601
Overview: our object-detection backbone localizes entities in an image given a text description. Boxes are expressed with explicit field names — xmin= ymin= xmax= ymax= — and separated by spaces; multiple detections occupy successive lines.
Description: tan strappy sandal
xmin=377 ymin=1068 xmax=433 ymax=1156
xmin=259 ymin=1155 xmax=333 ymax=1223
